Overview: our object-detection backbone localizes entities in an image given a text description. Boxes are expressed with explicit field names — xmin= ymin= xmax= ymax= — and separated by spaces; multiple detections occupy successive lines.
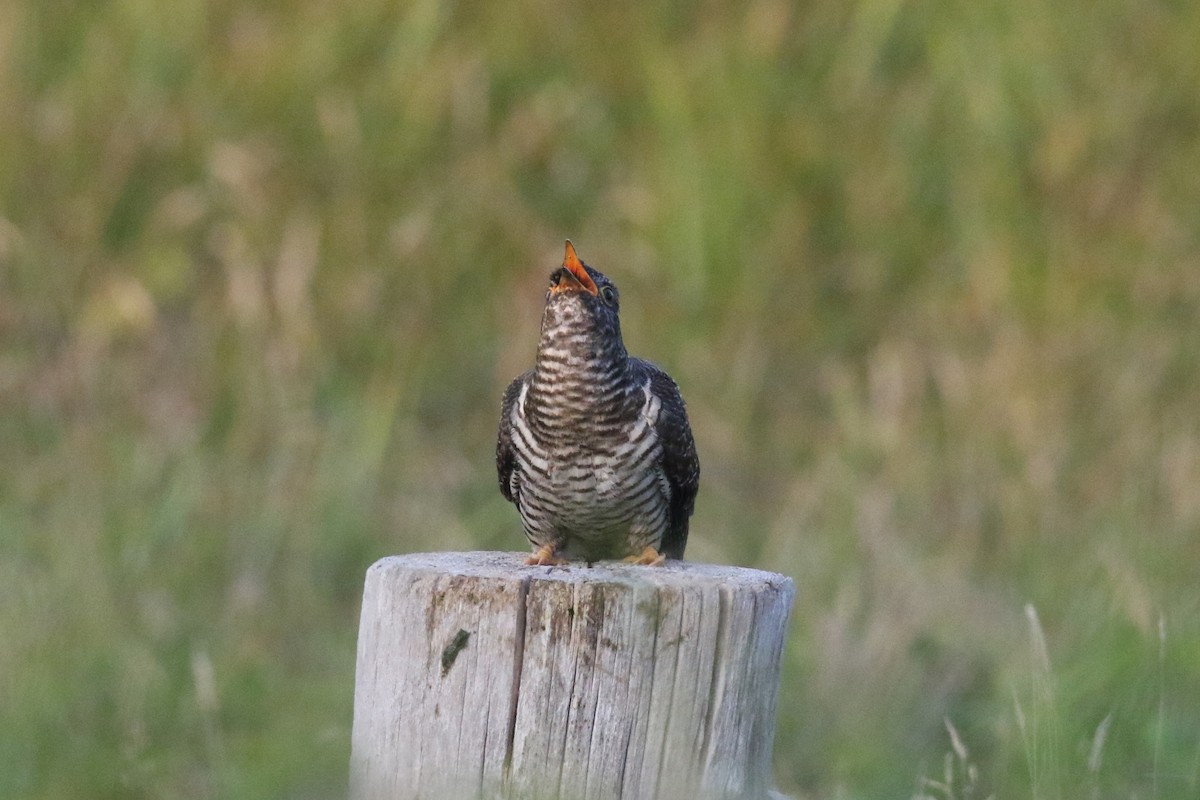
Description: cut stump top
xmin=367 ymin=550 xmax=795 ymax=593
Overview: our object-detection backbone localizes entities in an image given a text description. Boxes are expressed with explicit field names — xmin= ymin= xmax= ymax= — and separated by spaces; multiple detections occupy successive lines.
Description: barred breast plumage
xmin=496 ymin=241 xmax=699 ymax=565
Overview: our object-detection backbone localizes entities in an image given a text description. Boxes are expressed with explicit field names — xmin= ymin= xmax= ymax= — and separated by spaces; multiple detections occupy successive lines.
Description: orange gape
xmin=561 ymin=240 xmax=598 ymax=294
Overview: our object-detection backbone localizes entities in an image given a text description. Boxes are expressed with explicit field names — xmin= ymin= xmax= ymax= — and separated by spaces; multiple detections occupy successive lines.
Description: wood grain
xmin=350 ymin=552 xmax=794 ymax=800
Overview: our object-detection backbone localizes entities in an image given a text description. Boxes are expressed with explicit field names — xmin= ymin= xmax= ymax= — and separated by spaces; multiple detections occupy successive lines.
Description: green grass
xmin=3 ymin=0 xmax=1200 ymax=797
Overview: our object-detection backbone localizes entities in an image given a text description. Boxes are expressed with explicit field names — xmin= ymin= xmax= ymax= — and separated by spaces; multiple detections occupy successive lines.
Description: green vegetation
xmin=3 ymin=1 xmax=1198 ymax=797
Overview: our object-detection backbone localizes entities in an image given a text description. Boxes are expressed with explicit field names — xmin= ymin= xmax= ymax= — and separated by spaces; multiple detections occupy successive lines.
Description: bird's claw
xmin=623 ymin=546 xmax=666 ymax=566
xmin=526 ymin=545 xmax=568 ymax=566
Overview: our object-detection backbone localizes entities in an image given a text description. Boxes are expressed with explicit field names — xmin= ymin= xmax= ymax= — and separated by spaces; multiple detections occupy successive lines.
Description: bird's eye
xmin=600 ymin=285 xmax=617 ymax=306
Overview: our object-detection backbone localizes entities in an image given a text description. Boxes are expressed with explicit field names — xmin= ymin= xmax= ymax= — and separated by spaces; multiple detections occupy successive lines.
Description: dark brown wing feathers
xmin=496 ymin=371 xmax=530 ymax=503
xmin=636 ymin=359 xmax=699 ymax=559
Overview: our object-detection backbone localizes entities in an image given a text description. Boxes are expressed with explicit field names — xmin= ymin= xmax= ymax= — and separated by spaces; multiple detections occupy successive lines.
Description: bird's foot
xmin=623 ymin=546 xmax=666 ymax=566
xmin=525 ymin=544 xmax=567 ymax=566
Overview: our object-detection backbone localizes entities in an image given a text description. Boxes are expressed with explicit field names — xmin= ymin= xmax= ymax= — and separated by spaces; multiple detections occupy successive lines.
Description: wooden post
xmin=350 ymin=552 xmax=795 ymax=800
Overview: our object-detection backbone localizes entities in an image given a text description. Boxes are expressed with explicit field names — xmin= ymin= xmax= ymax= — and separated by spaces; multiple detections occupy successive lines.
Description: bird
xmin=496 ymin=241 xmax=699 ymax=566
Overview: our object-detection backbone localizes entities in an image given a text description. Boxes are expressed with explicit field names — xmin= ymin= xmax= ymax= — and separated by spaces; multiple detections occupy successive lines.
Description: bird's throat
xmin=530 ymin=329 xmax=628 ymax=428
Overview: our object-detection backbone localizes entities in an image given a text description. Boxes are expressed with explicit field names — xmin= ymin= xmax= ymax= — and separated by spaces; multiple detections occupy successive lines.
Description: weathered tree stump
xmin=350 ymin=552 xmax=795 ymax=800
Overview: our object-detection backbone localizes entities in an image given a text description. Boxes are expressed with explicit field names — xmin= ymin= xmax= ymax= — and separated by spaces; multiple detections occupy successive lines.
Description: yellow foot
xmin=622 ymin=546 xmax=666 ymax=566
xmin=525 ymin=544 xmax=567 ymax=566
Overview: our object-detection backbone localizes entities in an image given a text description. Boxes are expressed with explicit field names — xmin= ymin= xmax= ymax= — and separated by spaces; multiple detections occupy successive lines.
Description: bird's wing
xmin=496 ymin=371 xmax=531 ymax=504
xmin=635 ymin=359 xmax=699 ymax=559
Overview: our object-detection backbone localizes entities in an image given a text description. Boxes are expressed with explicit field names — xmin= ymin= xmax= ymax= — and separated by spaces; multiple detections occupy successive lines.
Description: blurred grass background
xmin=2 ymin=0 xmax=1199 ymax=797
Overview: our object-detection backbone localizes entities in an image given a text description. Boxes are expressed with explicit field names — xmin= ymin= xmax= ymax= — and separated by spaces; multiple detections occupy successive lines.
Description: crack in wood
xmin=503 ymin=575 xmax=530 ymax=780
xmin=699 ymin=584 xmax=730 ymax=772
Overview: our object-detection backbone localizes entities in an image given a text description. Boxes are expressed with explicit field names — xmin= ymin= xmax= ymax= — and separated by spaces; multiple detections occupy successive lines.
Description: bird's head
xmin=539 ymin=240 xmax=625 ymax=361
xmin=547 ymin=240 xmax=619 ymax=309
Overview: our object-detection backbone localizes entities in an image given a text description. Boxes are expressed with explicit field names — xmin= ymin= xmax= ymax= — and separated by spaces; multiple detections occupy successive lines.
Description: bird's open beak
xmin=550 ymin=240 xmax=599 ymax=296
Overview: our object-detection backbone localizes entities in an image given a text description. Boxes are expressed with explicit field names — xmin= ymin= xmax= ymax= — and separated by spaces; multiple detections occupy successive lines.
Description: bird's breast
xmin=546 ymin=449 xmax=629 ymax=497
